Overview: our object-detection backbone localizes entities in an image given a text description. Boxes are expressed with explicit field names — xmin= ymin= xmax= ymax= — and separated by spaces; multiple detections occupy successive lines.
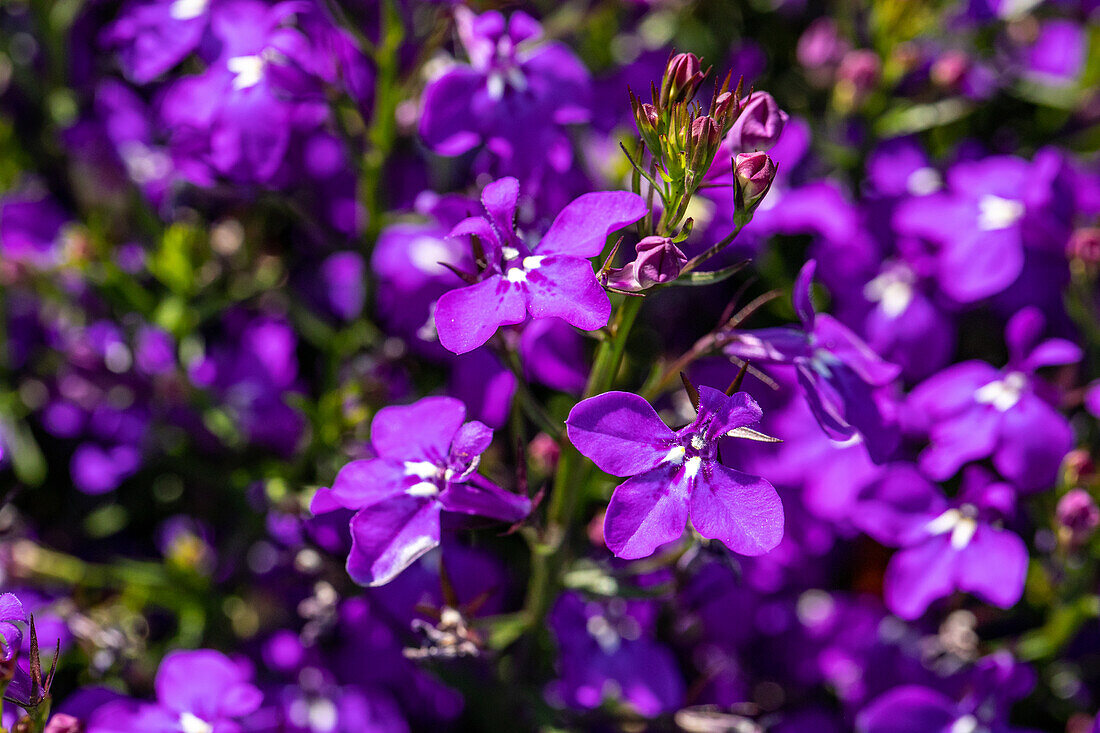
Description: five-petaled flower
xmin=567 ymin=386 xmax=784 ymax=559
xmin=311 ymin=396 xmax=531 ymax=586
xmin=434 ymin=176 xmax=648 ymax=354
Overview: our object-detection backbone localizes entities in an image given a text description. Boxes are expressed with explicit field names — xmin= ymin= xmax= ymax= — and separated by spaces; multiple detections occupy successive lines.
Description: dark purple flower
xmin=87 ymin=649 xmax=263 ymax=733
xmin=567 ymin=387 xmax=783 ymax=559
xmin=312 ymin=396 xmax=530 ymax=586
xmin=725 ymin=260 xmax=902 ymax=462
xmin=418 ymin=8 xmax=590 ymax=177
xmin=319 ymin=252 xmax=366 ymax=321
xmin=547 ymin=592 xmax=684 ymax=716
xmin=101 ymin=0 xmax=211 ymax=84
xmin=0 ymin=193 xmax=70 ymax=268
xmin=433 ymin=177 xmax=647 ymax=354
xmin=853 ymin=465 xmax=1028 ymax=619
xmin=906 ymin=306 xmax=1080 ymax=491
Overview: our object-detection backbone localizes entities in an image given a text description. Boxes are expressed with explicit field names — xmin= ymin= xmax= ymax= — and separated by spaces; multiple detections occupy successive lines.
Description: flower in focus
xmin=433 ymin=177 xmax=647 ymax=354
xmin=567 ymin=386 xmax=783 ymax=559
xmin=725 ymin=259 xmax=902 ymax=462
xmin=87 ymin=649 xmax=263 ymax=732
xmin=726 ymin=91 xmax=788 ymax=153
xmin=312 ymin=396 xmax=530 ymax=586
xmin=604 ymin=236 xmax=688 ymax=292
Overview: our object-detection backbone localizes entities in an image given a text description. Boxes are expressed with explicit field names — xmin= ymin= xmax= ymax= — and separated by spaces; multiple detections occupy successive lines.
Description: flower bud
xmin=734 ymin=151 xmax=777 ymax=209
xmin=631 ymin=90 xmax=662 ymax=152
xmin=835 ymin=49 xmax=881 ymax=109
xmin=1067 ymin=227 xmax=1100 ymax=269
xmin=634 ymin=236 xmax=689 ymax=287
xmin=43 ymin=714 xmax=82 ymax=733
xmin=660 ymin=52 xmax=706 ymax=107
xmin=690 ymin=115 xmax=721 ymax=149
xmin=726 ymin=91 xmax=788 ymax=153
xmin=1056 ymin=488 xmax=1100 ymax=546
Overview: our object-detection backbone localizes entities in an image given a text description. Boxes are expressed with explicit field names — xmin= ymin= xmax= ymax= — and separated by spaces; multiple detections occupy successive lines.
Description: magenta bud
xmin=734 ymin=151 xmax=777 ymax=208
xmin=661 ymin=52 xmax=706 ymax=106
xmin=931 ymin=50 xmax=970 ymax=89
xmin=836 ymin=49 xmax=881 ymax=96
xmin=1067 ymin=227 xmax=1100 ymax=267
xmin=690 ymin=116 xmax=721 ymax=149
xmin=1057 ymin=488 xmax=1100 ymax=545
xmin=44 ymin=714 xmax=82 ymax=733
xmin=726 ymin=91 xmax=789 ymax=153
xmin=634 ymin=236 xmax=689 ymax=287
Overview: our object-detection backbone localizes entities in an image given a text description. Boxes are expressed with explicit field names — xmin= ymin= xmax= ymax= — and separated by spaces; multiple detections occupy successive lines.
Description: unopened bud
xmin=835 ymin=49 xmax=881 ymax=108
xmin=661 ymin=52 xmax=706 ymax=107
xmin=931 ymin=50 xmax=970 ymax=89
xmin=634 ymin=236 xmax=689 ymax=287
xmin=1056 ymin=488 xmax=1100 ymax=546
xmin=44 ymin=714 xmax=82 ymax=733
xmin=1068 ymin=227 xmax=1100 ymax=269
xmin=690 ymin=116 xmax=721 ymax=149
xmin=726 ymin=91 xmax=788 ymax=153
xmin=734 ymin=152 xmax=777 ymax=209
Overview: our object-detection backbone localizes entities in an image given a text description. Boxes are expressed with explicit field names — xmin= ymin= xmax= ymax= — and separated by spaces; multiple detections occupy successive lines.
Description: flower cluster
xmin=1 ymin=2 xmax=1099 ymax=732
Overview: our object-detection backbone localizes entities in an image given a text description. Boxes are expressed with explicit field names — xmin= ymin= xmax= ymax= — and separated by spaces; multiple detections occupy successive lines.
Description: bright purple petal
xmin=347 ymin=496 xmax=442 ymax=587
xmin=435 ymin=275 xmax=527 ymax=354
xmin=793 ymin=259 xmax=817 ymax=331
xmin=694 ymin=387 xmax=764 ymax=437
xmin=450 ymin=421 xmax=493 ymax=462
xmin=440 ymin=474 xmax=531 ymax=523
xmin=566 ymin=391 xmax=677 ymax=476
xmin=322 ymin=458 xmax=413 ymax=512
xmin=480 ymin=177 xmax=520 ymax=237
xmin=883 ymin=534 xmax=957 ymax=619
xmin=813 ymin=314 xmax=901 ymax=386
xmin=1023 ymin=338 xmax=1083 ymax=370
xmin=993 ymin=395 xmax=1073 ymax=492
xmin=603 ymin=466 xmax=689 ymax=559
xmin=920 ymin=404 xmax=999 ymax=481
xmin=956 ymin=525 xmax=1028 ymax=609
xmin=419 ymin=67 xmax=485 ymax=156
xmin=524 ymin=256 xmax=611 ymax=331
xmin=156 ymin=650 xmax=259 ymax=721
xmin=856 ymin=686 xmax=957 ymax=733
xmin=689 ymin=463 xmax=783 ymax=556
xmin=725 ymin=328 xmax=811 ymax=364
xmin=536 ymin=191 xmax=648 ymax=258
xmin=371 ymin=396 xmax=466 ymax=462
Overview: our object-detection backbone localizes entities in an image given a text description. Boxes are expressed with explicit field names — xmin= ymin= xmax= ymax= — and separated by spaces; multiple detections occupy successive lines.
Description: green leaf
xmin=673 ymin=260 xmax=749 ymax=287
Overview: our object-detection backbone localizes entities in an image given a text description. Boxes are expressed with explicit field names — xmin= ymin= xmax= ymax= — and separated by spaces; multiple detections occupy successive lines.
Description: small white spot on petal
xmin=684 ymin=456 xmax=703 ymax=480
xmin=179 ymin=713 xmax=214 ymax=733
xmin=404 ymin=460 xmax=440 ymax=479
xmin=951 ymin=517 xmax=978 ymax=550
xmin=522 ymin=255 xmax=545 ymax=270
xmin=501 ymin=246 xmax=520 ymax=260
xmin=169 ymin=0 xmax=208 ymax=20
xmin=227 ymin=55 xmax=265 ymax=90
xmin=406 ymin=482 xmax=440 ymax=498
xmin=505 ymin=267 xmax=527 ymax=283
xmin=977 ymin=194 xmax=1025 ymax=231
xmin=663 ymin=445 xmax=686 ymax=465
xmin=486 ymin=72 xmax=505 ymax=100
xmin=926 ymin=508 xmax=962 ymax=536
xmin=974 ymin=371 xmax=1027 ymax=412
xmin=905 ymin=167 xmax=942 ymax=196
xmin=950 ymin=714 xmax=979 ymax=733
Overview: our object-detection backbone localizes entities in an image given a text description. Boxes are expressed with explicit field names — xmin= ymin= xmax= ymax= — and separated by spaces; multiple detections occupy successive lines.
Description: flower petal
xmin=524 ymin=256 xmax=611 ymax=332
xmin=322 ymin=458 xmax=411 ymax=511
xmin=440 ymin=474 xmax=531 ymax=523
xmin=536 ymin=191 xmax=647 ymax=258
xmin=435 ymin=274 xmax=527 ymax=354
xmin=792 ymin=259 xmax=817 ymax=331
xmin=955 ymin=525 xmax=1027 ymax=609
xmin=689 ymin=463 xmax=783 ymax=556
xmin=371 ymin=396 xmax=466 ymax=462
xmin=603 ymin=466 xmax=689 ymax=559
xmin=480 ymin=177 xmax=520 ymax=238
xmin=883 ymin=534 xmax=957 ymax=619
xmin=694 ymin=386 xmax=764 ymax=438
xmin=346 ymin=496 xmax=442 ymax=587
xmin=566 ymin=391 xmax=678 ymax=476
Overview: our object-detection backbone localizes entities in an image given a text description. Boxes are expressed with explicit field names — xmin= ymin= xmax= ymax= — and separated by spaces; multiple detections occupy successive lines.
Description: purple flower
xmin=604 ymin=236 xmax=688 ymax=291
xmin=87 ymin=649 xmax=263 ymax=733
xmin=1056 ymin=488 xmax=1100 ymax=545
xmin=726 ymin=91 xmax=789 ymax=153
xmin=433 ymin=177 xmax=647 ymax=354
xmin=547 ymin=592 xmax=685 ymax=716
xmin=566 ymin=387 xmax=783 ymax=559
xmin=725 ymin=260 xmax=902 ymax=462
xmin=853 ymin=465 xmax=1028 ymax=619
xmin=0 ymin=593 xmax=26 ymax=663
xmin=857 ymin=652 xmax=1035 ymax=733
xmin=418 ymin=8 xmax=590 ymax=177
xmin=101 ymin=0 xmax=210 ymax=84
xmin=312 ymin=396 xmax=530 ymax=586
xmin=0 ymin=193 xmax=70 ymax=268
xmin=906 ymin=306 xmax=1080 ymax=491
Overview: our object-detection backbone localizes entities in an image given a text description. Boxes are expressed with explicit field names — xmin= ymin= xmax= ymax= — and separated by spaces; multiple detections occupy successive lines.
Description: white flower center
xmin=906 ymin=167 xmax=943 ymax=196
xmin=505 ymin=267 xmax=527 ymax=283
xmin=404 ymin=461 xmax=441 ymax=497
xmin=179 ymin=713 xmax=214 ymax=733
xmin=684 ymin=455 xmax=703 ymax=480
xmin=409 ymin=236 xmax=451 ymax=275
xmin=586 ymin=614 xmax=621 ymax=654
xmin=501 ymin=246 xmax=520 ymax=260
xmin=974 ymin=371 xmax=1026 ymax=412
xmin=925 ymin=508 xmax=978 ymax=550
xmin=950 ymin=714 xmax=980 ymax=733
xmin=863 ymin=266 xmax=915 ymax=318
xmin=169 ymin=0 xmax=208 ymax=20
xmin=662 ymin=445 xmax=686 ymax=465
xmin=227 ymin=55 xmax=265 ymax=90
xmin=977 ymin=194 xmax=1024 ymax=231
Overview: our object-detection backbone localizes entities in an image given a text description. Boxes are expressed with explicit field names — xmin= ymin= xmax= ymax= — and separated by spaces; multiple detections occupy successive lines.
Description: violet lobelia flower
xmin=724 ymin=259 xmax=902 ymax=462
xmin=87 ymin=649 xmax=262 ymax=733
xmin=852 ymin=465 xmax=1028 ymax=620
xmin=433 ymin=176 xmax=647 ymax=354
xmin=311 ymin=396 xmax=531 ymax=586
xmin=906 ymin=306 xmax=1081 ymax=492
xmin=566 ymin=386 xmax=783 ymax=559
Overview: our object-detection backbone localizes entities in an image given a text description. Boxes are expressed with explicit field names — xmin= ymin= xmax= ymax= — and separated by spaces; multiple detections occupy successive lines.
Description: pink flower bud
xmin=634 ymin=236 xmax=689 ymax=287
xmin=690 ymin=116 xmax=721 ymax=149
xmin=661 ymin=52 xmax=706 ymax=106
xmin=837 ymin=49 xmax=881 ymax=96
xmin=1057 ymin=488 xmax=1100 ymax=545
xmin=726 ymin=91 xmax=789 ymax=153
xmin=44 ymin=715 xmax=82 ymax=733
xmin=1068 ymin=227 xmax=1100 ymax=266
xmin=734 ymin=151 xmax=777 ymax=208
